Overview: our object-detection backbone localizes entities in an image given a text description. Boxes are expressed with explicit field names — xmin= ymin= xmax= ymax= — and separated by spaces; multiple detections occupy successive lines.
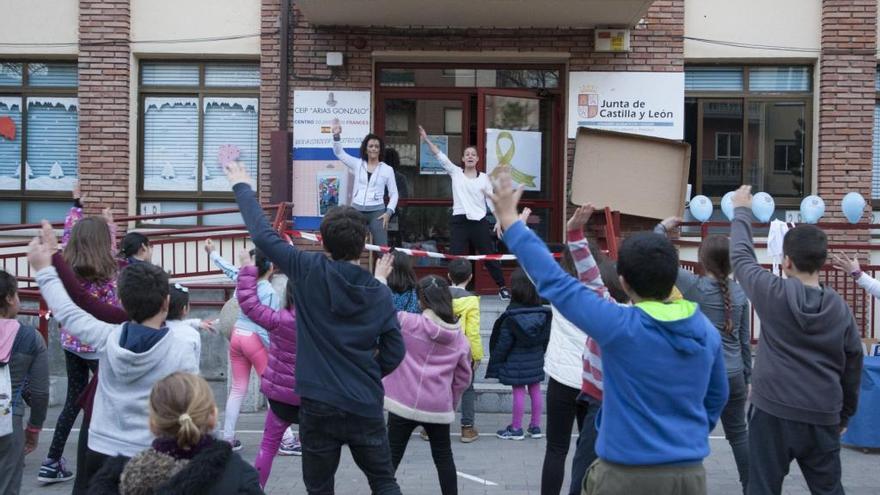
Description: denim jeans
xmin=387 ymin=413 xmax=458 ymax=495
xmin=299 ymin=398 xmax=401 ymax=495
xmin=568 ymin=394 xmax=602 ymax=495
xmin=459 ymin=373 xmax=476 ymax=427
xmin=720 ymin=373 xmax=749 ymax=492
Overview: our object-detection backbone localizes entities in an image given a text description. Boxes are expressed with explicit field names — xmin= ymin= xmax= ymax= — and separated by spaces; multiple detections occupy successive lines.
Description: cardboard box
xmin=571 ymin=128 xmax=691 ymax=220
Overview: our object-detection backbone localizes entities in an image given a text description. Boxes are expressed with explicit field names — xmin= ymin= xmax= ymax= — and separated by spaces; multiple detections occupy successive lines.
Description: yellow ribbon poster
xmin=486 ymin=128 xmax=542 ymax=191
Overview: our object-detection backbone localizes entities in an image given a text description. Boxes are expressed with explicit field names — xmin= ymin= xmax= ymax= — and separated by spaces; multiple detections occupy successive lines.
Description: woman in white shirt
xmin=419 ymin=126 xmax=509 ymax=299
xmin=331 ymin=121 xmax=399 ymax=247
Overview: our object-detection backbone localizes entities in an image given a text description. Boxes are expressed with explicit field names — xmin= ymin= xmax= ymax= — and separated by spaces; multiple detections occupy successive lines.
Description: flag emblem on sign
xmin=578 ymin=92 xmax=599 ymax=119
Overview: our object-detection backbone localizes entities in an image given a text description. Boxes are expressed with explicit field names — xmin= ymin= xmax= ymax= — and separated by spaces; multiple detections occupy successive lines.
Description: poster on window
xmin=485 ymin=128 xmax=542 ymax=192
xmin=419 ymin=135 xmax=448 ymax=175
xmin=567 ymin=72 xmax=684 ymax=140
xmin=24 ymin=97 xmax=79 ymax=191
xmin=143 ymin=97 xmax=199 ymax=191
xmin=202 ymin=98 xmax=259 ymax=191
xmin=291 ymin=90 xmax=370 ymax=228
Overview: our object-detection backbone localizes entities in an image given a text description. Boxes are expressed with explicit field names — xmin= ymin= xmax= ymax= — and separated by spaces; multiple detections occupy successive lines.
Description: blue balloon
xmin=688 ymin=195 xmax=713 ymax=223
xmin=799 ymin=195 xmax=825 ymax=224
xmin=842 ymin=192 xmax=866 ymax=224
xmin=751 ymin=192 xmax=775 ymax=223
xmin=721 ymin=191 xmax=735 ymax=221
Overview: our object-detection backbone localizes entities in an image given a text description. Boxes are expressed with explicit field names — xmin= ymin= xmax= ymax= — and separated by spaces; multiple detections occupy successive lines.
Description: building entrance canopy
xmin=295 ymin=0 xmax=654 ymax=28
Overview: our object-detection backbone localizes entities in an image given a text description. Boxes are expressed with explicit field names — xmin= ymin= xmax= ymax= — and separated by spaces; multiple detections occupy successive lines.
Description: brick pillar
xmin=78 ymin=0 xmax=131 ymax=215
xmin=260 ymin=0 xmax=283 ymax=204
xmin=817 ymin=0 xmax=877 ymax=233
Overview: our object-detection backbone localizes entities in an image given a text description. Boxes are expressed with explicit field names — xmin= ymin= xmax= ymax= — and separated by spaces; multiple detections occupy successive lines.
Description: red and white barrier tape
xmin=285 ymin=229 xmax=537 ymax=261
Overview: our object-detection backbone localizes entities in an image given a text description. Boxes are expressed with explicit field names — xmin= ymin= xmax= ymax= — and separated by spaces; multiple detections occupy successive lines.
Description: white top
xmin=435 ymin=152 xmax=495 ymax=221
xmin=856 ymin=272 xmax=880 ymax=299
xmin=333 ymin=140 xmax=399 ymax=213
xmin=544 ymin=306 xmax=588 ymax=390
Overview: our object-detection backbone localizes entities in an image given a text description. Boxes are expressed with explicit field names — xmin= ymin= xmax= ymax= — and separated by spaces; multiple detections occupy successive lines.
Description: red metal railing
xmin=675 ymin=221 xmax=879 ymax=340
xmin=2 ymin=203 xmax=292 ymax=341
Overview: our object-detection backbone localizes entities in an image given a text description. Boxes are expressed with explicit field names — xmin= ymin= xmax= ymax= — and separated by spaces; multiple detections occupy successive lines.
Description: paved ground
xmin=17 ymin=403 xmax=880 ymax=494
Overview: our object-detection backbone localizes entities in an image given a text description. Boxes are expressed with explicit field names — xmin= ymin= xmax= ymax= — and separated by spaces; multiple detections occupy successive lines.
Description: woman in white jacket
xmin=331 ymin=120 xmax=399 ymax=247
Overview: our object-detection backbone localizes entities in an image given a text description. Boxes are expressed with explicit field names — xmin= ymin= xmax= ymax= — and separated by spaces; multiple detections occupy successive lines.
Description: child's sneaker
xmin=228 ymin=439 xmax=243 ymax=452
xmin=461 ymin=426 xmax=479 ymax=443
xmin=419 ymin=428 xmax=429 ymax=441
xmin=527 ymin=425 xmax=543 ymax=439
xmin=278 ymin=434 xmax=302 ymax=456
xmin=38 ymin=458 xmax=74 ymax=484
xmin=496 ymin=425 xmax=525 ymax=440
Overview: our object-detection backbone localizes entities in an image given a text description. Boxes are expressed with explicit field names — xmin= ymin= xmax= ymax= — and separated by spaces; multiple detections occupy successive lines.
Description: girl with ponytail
xmin=655 ymin=218 xmax=752 ymax=493
xmin=90 ymin=372 xmax=262 ymax=494
xmin=374 ymin=255 xmax=473 ymax=495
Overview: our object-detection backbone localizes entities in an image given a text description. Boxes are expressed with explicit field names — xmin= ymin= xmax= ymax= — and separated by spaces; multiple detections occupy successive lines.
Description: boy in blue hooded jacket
xmin=487 ymin=180 xmax=728 ymax=495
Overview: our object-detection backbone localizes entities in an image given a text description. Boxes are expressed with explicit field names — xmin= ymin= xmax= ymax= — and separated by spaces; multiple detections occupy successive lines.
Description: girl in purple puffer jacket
xmin=235 ymin=252 xmax=299 ymax=489
xmin=374 ymin=254 xmax=473 ymax=495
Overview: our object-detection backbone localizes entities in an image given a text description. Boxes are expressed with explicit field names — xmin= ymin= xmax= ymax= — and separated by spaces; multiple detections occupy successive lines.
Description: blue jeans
xmin=569 ymin=394 xmax=602 ymax=495
xmin=721 ymin=373 xmax=749 ymax=492
xmin=359 ymin=208 xmax=389 ymax=247
xmin=299 ymin=398 xmax=401 ymax=495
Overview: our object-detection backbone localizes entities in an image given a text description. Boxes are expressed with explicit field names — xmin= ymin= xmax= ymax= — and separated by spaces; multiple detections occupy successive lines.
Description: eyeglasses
xmin=173 ymin=283 xmax=189 ymax=293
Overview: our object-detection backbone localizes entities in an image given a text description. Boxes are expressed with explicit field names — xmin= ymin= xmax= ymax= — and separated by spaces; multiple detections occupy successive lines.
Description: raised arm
xmin=226 ymin=162 xmax=307 ymax=280
xmin=832 ymin=253 xmax=880 ymax=299
xmin=567 ymin=204 xmax=610 ymax=299
xmin=209 ymin=251 xmax=239 ymax=282
xmin=236 ymin=264 xmax=291 ymax=333
xmin=729 ymin=186 xmax=783 ymax=306
xmin=331 ymin=120 xmax=362 ymax=172
xmin=653 ymin=217 xmax=700 ymax=295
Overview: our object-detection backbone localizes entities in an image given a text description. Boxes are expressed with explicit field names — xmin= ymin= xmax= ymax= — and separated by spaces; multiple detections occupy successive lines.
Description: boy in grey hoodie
xmin=729 ymin=186 xmax=862 ymax=495
xmin=27 ymin=234 xmax=199 ymax=490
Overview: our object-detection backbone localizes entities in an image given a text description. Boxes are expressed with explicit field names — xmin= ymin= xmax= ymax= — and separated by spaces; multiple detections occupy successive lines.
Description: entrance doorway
xmin=375 ymin=64 xmax=565 ymax=266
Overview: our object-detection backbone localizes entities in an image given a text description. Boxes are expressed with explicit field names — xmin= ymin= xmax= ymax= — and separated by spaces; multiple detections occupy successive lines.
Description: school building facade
xmin=0 ymin=0 xmax=878 ymax=249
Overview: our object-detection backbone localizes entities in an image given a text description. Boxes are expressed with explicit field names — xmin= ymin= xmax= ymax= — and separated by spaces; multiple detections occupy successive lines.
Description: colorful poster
xmin=291 ymin=90 xmax=371 ymax=228
xmin=419 ymin=135 xmax=448 ymax=175
xmin=567 ymin=72 xmax=684 ymax=140
xmin=485 ymin=128 xmax=542 ymax=192
xmin=316 ymin=173 xmax=342 ymax=216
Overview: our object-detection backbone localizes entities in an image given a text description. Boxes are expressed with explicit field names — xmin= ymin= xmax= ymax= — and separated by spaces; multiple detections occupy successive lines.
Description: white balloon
xmin=721 ymin=191 xmax=735 ymax=221
xmin=688 ymin=195 xmax=713 ymax=223
xmin=751 ymin=192 xmax=775 ymax=223
xmin=799 ymin=195 xmax=825 ymax=224
xmin=841 ymin=192 xmax=866 ymax=224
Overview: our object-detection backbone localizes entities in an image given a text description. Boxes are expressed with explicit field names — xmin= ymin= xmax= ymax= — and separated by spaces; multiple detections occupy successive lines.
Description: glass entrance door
xmin=478 ymin=89 xmax=560 ymax=240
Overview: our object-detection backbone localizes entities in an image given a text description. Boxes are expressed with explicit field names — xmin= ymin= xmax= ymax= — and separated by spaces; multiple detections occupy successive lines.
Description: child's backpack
xmin=0 ymin=361 xmax=12 ymax=437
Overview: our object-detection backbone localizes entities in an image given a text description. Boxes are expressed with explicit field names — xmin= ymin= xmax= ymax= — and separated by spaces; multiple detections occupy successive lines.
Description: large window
xmin=0 ymin=61 xmax=78 ymax=223
xmin=138 ymin=62 xmax=259 ymax=226
xmin=685 ymin=66 xmax=811 ymax=204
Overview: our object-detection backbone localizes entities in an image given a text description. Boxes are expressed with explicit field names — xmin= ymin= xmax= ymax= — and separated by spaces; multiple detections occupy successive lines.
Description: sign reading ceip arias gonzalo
xmin=292 ymin=90 xmax=371 ymax=152
xmin=567 ymin=72 xmax=684 ymax=140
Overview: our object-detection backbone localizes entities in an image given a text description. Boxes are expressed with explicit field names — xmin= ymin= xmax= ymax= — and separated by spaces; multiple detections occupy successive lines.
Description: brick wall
xmin=260 ymin=0 xmax=283 ymax=204
xmin=286 ymin=0 xmax=684 ymax=241
xmin=78 ymin=0 xmax=131 ymax=215
xmin=818 ymin=0 xmax=877 ymax=240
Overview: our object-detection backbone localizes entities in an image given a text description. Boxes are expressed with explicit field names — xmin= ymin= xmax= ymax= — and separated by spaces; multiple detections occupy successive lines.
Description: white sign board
xmin=293 ymin=91 xmax=371 ymax=150
xmin=567 ymin=72 xmax=684 ymax=140
xmin=485 ymin=128 xmax=542 ymax=192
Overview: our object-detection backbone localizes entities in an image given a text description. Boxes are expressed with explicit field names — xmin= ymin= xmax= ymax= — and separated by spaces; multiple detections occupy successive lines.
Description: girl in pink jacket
xmin=374 ymin=254 xmax=473 ymax=495
xmin=235 ymin=252 xmax=299 ymax=489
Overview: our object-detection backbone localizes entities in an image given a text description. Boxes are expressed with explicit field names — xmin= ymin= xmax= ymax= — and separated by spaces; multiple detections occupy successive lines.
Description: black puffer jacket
xmin=90 ymin=438 xmax=263 ymax=495
xmin=486 ymin=304 xmax=552 ymax=386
